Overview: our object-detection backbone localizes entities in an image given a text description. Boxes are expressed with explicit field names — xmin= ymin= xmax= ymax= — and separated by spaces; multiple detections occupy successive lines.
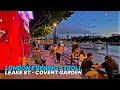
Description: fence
xmin=63 ymin=46 xmax=120 ymax=70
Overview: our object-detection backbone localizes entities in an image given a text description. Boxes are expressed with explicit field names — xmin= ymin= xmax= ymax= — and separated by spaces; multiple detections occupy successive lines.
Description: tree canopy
xmin=29 ymin=11 xmax=74 ymax=37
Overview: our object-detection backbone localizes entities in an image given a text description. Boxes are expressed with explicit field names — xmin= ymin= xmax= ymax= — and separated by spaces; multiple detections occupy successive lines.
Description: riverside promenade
xmin=0 ymin=46 xmax=82 ymax=79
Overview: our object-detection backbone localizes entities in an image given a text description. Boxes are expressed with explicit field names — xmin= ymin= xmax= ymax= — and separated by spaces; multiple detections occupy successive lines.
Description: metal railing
xmin=63 ymin=46 xmax=120 ymax=69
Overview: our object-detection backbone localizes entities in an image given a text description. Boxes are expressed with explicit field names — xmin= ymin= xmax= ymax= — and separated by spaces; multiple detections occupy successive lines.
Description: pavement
xmin=0 ymin=45 xmax=82 ymax=79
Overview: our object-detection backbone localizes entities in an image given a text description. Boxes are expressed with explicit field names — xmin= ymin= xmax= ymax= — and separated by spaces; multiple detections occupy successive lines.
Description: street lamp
xmin=53 ymin=23 xmax=57 ymax=44
xmin=53 ymin=23 xmax=57 ymax=27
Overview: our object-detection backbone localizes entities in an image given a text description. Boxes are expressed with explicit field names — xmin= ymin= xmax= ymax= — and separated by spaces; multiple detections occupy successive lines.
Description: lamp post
xmin=53 ymin=23 xmax=57 ymax=44
xmin=67 ymin=30 xmax=69 ymax=40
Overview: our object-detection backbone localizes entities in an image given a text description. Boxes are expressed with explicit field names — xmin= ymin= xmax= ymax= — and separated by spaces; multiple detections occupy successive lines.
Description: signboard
xmin=18 ymin=11 xmax=34 ymax=33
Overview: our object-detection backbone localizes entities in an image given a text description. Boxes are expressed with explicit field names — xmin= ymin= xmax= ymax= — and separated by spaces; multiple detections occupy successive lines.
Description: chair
xmin=112 ymin=70 xmax=120 ymax=79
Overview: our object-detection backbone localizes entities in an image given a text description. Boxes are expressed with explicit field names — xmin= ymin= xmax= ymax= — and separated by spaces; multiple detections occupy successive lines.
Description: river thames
xmin=64 ymin=43 xmax=120 ymax=69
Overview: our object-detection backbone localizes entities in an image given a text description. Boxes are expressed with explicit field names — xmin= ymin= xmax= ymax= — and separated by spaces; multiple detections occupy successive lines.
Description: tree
xmin=29 ymin=11 xmax=74 ymax=37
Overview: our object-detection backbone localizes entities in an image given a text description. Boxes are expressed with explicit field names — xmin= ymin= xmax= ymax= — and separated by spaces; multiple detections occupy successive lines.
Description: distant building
xmin=111 ymin=34 xmax=120 ymax=37
xmin=84 ymin=34 xmax=103 ymax=39
xmin=93 ymin=35 xmax=103 ymax=38
xmin=66 ymin=30 xmax=69 ymax=40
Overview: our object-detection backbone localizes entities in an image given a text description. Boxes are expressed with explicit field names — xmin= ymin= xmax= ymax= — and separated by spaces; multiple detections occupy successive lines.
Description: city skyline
xmin=51 ymin=11 xmax=120 ymax=38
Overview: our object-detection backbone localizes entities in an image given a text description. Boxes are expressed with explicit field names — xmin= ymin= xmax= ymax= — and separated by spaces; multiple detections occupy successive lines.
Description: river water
xmin=64 ymin=43 xmax=120 ymax=69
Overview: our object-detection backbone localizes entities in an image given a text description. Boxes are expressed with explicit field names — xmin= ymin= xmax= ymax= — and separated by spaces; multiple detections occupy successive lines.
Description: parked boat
xmin=109 ymin=42 xmax=120 ymax=45
xmin=79 ymin=42 xmax=106 ymax=50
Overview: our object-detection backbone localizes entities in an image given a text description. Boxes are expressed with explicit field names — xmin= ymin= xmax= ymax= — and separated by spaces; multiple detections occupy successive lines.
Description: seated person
xmin=79 ymin=50 xmax=87 ymax=61
xmin=72 ymin=48 xmax=79 ymax=65
xmin=79 ymin=50 xmax=87 ymax=66
xmin=32 ymin=48 xmax=42 ymax=65
xmin=81 ymin=52 xmax=99 ymax=79
xmin=94 ymin=56 xmax=119 ymax=79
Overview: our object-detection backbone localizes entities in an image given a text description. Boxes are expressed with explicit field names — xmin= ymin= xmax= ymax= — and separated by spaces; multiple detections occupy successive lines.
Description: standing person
xmin=32 ymin=48 xmax=42 ymax=65
xmin=37 ymin=40 xmax=41 ymax=48
xmin=60 ymin=41 xmax=64 ymax=60
xmin=49 ymin=44 xmax=55 ymax=55
xmin=81 ymin=52 xmax=99 ymax=79
xmin=94 ymin=56 xmax=119 ymax=79
xmin=71 ymin=40 xmax=80 ymax=65
xmin=55 ymin=43 xmax=63 ymax=63
xmin=33 ymin=40 xmax=36 ymax=50
xmin=71 ymin=40 xmax=79 ymax=52
xmin=49 ymin=44 xmax=56 ymax=62
xmin=51 ymin=45 xmax=56 ymax=62
xmin=71 ymin=48 xmax=79 ymax=65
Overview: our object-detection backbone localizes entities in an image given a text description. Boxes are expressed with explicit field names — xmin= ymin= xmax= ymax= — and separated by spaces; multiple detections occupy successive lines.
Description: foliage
xmin=30 ymin=11 xmax=74 ymax=37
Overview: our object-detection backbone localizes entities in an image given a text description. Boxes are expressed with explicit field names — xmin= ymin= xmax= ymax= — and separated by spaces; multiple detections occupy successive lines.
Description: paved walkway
xmin=0 ymin=46 xmax=82 ymax=79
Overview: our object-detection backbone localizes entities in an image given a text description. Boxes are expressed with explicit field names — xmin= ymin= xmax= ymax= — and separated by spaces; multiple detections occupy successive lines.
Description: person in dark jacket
xmin=71 ymin=40 xmax=80 ymax=65
xmin=94 ymin=56 xmax=119 ymax=79
xmin=33 ymin=41 xmax=36 ymax=50
xmin=81 ymin=52 xmax=99 ymax=79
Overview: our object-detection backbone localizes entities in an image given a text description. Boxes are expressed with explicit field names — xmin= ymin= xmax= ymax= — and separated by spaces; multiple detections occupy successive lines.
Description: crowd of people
xmin=30 ymin=39 xmax=119 ymax=79
xmin=71 ymin=40 xmax=119 ymax=79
